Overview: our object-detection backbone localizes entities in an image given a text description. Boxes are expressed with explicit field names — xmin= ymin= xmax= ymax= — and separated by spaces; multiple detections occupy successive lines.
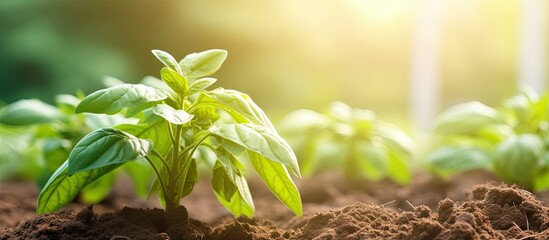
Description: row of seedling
xmin=0 ymin=49 xmax=547 ymax=218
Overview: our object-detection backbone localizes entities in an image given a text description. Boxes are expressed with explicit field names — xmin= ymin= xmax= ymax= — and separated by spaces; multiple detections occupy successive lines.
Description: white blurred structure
xmin=410 ymin=0 xmax=547 ymax=133
xmin=409 ymin=0 xmax=445 ymax=132
xmin=518 ymin=0 xmax=547 ymax=93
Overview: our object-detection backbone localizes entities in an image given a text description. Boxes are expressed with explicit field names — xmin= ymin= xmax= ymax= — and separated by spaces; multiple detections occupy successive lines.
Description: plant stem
xmin=150 ymin=149 xmax=172 ymax=175
xmin=144 ymin=155 xmax=169 ymax=202
xmin=166 ymin=124 xmax=183 ymax=213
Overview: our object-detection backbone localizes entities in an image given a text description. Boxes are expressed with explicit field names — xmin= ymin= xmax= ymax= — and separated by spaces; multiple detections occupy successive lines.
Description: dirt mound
xmin=0 ymin=206 xmax=208 ymax=240
xmin=2 ymin=180 xmax=549 ymax=239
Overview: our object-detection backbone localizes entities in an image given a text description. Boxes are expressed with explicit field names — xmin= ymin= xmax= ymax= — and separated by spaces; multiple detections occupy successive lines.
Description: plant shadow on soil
xmin=2 ymin=170 xmax=549 ymax=239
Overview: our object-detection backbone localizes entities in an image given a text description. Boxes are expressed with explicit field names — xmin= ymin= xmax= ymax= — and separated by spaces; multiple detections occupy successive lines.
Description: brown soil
xmin=2 ymin=171 xmax=549 ymax=239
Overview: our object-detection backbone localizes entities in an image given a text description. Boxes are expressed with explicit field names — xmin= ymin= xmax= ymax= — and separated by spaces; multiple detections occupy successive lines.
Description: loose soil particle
xmin=2 ymin=171 xmax=549 ymax=239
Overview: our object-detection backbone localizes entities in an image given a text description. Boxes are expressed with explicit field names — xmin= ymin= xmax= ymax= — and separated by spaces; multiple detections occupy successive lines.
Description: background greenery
xmin=0 ymin=0 xmax=546 ymax=125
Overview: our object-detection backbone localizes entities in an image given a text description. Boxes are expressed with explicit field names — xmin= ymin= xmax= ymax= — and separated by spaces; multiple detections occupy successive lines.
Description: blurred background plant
xmin=427 ymin=88 xmax=549 ymax=191
xmin=279 ymin=102 xmax=414 ymax=185
xmin=0 ymin=89 xmax=152 ymax=203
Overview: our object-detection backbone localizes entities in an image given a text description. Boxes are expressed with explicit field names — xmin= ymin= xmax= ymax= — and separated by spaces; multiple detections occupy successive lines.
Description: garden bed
xmin=2 ymin=170 xmax=549 ymax=239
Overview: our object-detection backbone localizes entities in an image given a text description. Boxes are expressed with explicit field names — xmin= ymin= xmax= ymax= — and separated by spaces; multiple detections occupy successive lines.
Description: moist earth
xmin=2 ymin=171 xmax=549 ymax=239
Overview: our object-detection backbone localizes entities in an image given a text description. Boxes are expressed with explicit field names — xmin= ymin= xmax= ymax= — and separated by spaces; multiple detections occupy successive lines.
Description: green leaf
xmin=116 ymin=110 xmax=171 ymax=155
xmin=375 ymin=123 xmax=414 ymax=156
xmin=428 ymin=147 xmax=492 ymax=177
xmin=433 ymin=101 xmax=504 ymax=135
xmin=352 ymin=143 xmax=388 ymax=181
xmin=101 ymin=76 xmax=125 ymax=87
xmin=188 ymin=77 xmax=217 ymax=95
xmin=37 ymin=161 xmax=121 ymax=214
xmin=124 ymin=159 xmax=153 ymax=198
xmin=152 ymin=49 xmax=182 ymax=75
xmin=179 ymin=49 xmax=228 ymax=80
xmin=278 ymin=109 xmax=330 ymax=135
xmin=204 ymin=89 xmax=275 ymax=129
xmin=140 ymin=76 xmax=178 ymax=102
xmin=494 ymin=134 xmax=543 ymax=188
xmin=80 ymin=170 xmax=117 ymax=203
xmin=247 ymin=151 xmax=302 ymax=217
xmin=84 ymin=113 xmax=134 ymax=129
xmin=309 ymin=138 xmax=348 ymax=176
xmin=386 ymin=151 xmax=411 ymax=185
xmin=211 ymin=160 xmax=254 ymax=218
xmin=193 ymin=145 xmax=217 ymax=168
xmin=55 ymin=94 xmax=80 ymax=114
xmin=67 ymin=128 xmax=152 ymax=175
xmin=0 ymin=99 xmax=61 ymax=126
xmin=152 ymin=104 xmax=193 ymax=125
xmin=211 ymin=123 xmax=300 ymax=177
xmin=76 ymin=84 xmax=168 ymax=115
xmin=161 ymin=67 xmax=188 ymax=96
xmin=328 ymin=101 xmax=354 ymax=122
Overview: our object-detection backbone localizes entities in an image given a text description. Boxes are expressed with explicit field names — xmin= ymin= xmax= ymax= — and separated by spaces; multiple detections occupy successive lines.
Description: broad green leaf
xmin=179 ymin=49 xmax=228 ymax=80
xmin=211 ymin=123 xmax=300 ymax=177
xmin=84 ymin=113 xmax=135 ymax=129
xmin=76 ymin=84 xmax=168 ymax=115
xmin=102 ymin=76 xmax=125 ymax=87
xmin=80 ymin=170 xmax=117 ymax=203
xmin=309 ymin=138 xmax=348 ymax=176
xmin=116 ymin=110 xmax=171 ymax=155
xmin=211 ymin=160 xmax=254 ymax=218
xmin=152 ymin=49 xmax=182 ymax=75
xmin=37 ymin=161 xmax=121 ymax=214
xmin=188 ymin=77 xmax=217 ymax=95
xmin=152 ymin=104 xmax=193 ymax=125
xmin=193 ymin=145 xmax=217 ymax=168
xmin=247 ymin=151 xmax=302 ymax=217
xmin=161 ymin=67 xmax=188 ymax=96
xmin=204 ymin=89 xmax=275 ymax=129
xmin=352 ymin=143 xmax=388 ymax=181
xmin=278 ymin=109 xmax=330 ymax=135
xmin=375 ymin=123 xmax=414 ymax=156
xmin=328 ymin=101 xmax=354 ymax=122
xmin=124 ymin=159 xmax=153 ymax=198
xmin=55 ymin=94 xmax=80 ymax=114
xmin=433 ymin=101 xmax=504 ymax=135
xmin=140 ymin=75 xmax=178 ymax=103
xmin=67 ymin=128 xmax=152 ymax=175
xmin=0 ymin=99 xmax=61 ymax=126
xmin=494 ymin=134 xmax=543 ymax=188
xmin=428 ymin=147 xmax=492 ymax=177
xmin=386 ymin=151 xmax=411 ymax=185
xmin=43 ymin=138 xmax=71 ymax=171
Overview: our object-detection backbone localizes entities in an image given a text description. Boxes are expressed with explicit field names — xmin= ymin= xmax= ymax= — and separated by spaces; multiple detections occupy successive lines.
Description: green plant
xmin=37 ymin=49 xmax=302 ymax=218
xmin=0 ymin=94 xmax=148 ymax=203
xmin=428 ymin=89 xmax=549 ymax=191
xmin=278 ymin=102 xmax=414 ymax=185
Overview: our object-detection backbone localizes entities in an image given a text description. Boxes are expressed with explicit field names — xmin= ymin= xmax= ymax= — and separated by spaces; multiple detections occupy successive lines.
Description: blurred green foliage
xmin=279 ymin=102 xmax=414 ymax=185
xmin=0 ymin=93 xmax=152 ymax=203
xmin=428 ymin=89 xmax=549 ymax=191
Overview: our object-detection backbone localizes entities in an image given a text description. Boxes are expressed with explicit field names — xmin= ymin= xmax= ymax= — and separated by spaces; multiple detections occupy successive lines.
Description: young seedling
xmin=37 ymin=49 xmax=302 ymax=217
xmin=279 ymin=102 xmax=414 ymax=185
xmin=428 ymin=89 xmax=549 ymax=191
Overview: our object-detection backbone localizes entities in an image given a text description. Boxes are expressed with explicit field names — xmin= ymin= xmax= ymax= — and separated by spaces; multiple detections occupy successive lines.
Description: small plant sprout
xmin=37 ymin=49 xmax=302 ymax=217
xmin=279 ymin=102 xmax=414 ymax=185
xmin=428 ymin=89 xmax=549 ymax=191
